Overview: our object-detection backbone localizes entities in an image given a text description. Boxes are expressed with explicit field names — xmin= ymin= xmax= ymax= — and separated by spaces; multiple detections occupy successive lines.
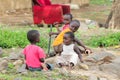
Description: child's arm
xmin=74 ymin=45 xmax=83 ymax=63
xmin=40 ymin=58 xmax=48 ymax=71
xmin=54 ymin=22 xmax=62 ymax=32
xmin=49 ymin=32 xmax=59 ymax=36
xmin=74 ymin=38 xmax=87 ymax=49
xmin=74 ymin=38 xmax=92 ymax=52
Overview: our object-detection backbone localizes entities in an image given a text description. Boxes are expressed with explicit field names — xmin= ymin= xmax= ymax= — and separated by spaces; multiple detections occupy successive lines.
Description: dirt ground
xmin=0 ymin=5 xmax=111 ymax=25
xmin=1 ymin=4 xmax=120 ymax=80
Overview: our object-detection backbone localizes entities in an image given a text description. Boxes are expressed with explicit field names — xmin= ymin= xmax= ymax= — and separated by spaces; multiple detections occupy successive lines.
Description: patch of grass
xmin=85 ymin=32 xmax=120 ymax=47
xmin=90 ymin=0 xmax=112 ymax=5
xmin=0 ymin=26 xmax=49 ymax=50
xmin=0 ymin=71 xmax=88 ymax=80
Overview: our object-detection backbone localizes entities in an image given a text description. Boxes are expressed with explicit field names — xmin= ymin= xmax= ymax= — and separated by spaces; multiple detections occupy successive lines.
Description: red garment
xmin=33 ymin=0 xmax=70 ymax=24
xmin=62 ymin=24 xmax=70 ymax=31
xmin=38 ymin=0 xmax=51 ymax=6
xmin=23 ymin=44 xmax=46 ymax=68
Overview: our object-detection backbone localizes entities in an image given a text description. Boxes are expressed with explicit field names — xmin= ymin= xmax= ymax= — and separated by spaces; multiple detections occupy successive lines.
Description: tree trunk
xmin=109 ymin=0 xmax=120 ymax=29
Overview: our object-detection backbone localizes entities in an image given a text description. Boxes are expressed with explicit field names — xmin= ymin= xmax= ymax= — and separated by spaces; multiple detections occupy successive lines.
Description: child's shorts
xmin=28 ymin=63 xmax=53 ymax=71
xmin=56 ymin=53 xmax=79 ymax=66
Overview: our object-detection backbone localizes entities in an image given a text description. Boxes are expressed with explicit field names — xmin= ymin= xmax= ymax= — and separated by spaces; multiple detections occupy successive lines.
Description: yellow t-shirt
xmin=52 ymin=28 xmax=71 ymax=47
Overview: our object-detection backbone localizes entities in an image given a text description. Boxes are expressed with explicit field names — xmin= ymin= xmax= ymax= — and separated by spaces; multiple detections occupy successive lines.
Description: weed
xmin=90 ymin=0 xmax=112 ymax=5
xmin=85 ymin=32 xmax=120 ymax=47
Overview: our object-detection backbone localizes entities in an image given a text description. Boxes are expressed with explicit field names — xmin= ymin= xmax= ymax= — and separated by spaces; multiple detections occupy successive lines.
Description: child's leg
xmin=69 ymin=62 xmax=74 ymax=69
xmin=69 ymin=53 xmax=79 ymax=69
xmin=53 ymin=44 xmax=63 ymax=55
xmin=56 ymin=56 xmax=66 ymax=68
xmin=28 ymin=67 xmax=42 ymax=71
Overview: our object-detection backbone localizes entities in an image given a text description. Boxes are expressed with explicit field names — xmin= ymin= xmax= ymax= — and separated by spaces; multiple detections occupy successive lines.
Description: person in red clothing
xmin=37 ymin=0 xmax=51 ymax=6
xmin=23 ymin=30 xmax=53 ymax=71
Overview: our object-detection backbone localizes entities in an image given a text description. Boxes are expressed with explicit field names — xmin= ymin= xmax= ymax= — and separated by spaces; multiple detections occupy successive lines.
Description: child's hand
xmin=43 ymin=68 xmax=48 ymax=71
xmin=80 ymin=59 xmax=84 ymax=63
xmin=49 ymin=32 xmax=54 ymax=36
xmin=85 ymin=48 xmax=92 ymax=54
xmin=54 ymin=22 xmax=60 ymax=28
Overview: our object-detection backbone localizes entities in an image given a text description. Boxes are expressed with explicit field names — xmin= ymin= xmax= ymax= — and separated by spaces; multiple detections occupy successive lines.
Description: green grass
xmin=85 ymin=32 xmax=120 ymax=47
xmin=90 ymin=0 xmax=112 ymax=5
xmin=0 ymin=24 xmax=120 ymax=49
xmin=0 ymin=71 xmax=88 ymax=80
xmin=0 ymin=25 xmax=51 ymax=50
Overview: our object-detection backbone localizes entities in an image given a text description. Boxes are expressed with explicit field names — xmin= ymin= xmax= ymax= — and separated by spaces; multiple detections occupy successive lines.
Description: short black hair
xmin=65 ymin=32 xmax=75 ymax=40
xmin=70 ymin=20 xmax=80 ymax=27
xmin=27 ymin=30 xmax=39 ymax=43
xmin=64 ymin=13 xmax=73 ymax=20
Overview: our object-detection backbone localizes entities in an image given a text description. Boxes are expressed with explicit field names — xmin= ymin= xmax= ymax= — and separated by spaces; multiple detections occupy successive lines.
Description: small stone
xmin=79 ymin=63 xmax=89 ymax=70
xmin=14 ymin=77 xmax=22 ymax=80
xmin=9 ymin=52 xmax=20 ymax=60
xmin=89 ymin=76 xmax=98 ymax=80
xmin=1 ymin=70 xmax=7 ymax=74
xmin=21 ymin=71 xmax=28 ymax=75
xmin=0 ymin=47 xmax=3 ymax=56
xmin=59 ymin=68 xmax=68 ymax=76
xmin=0 ymin=60 xmax=8 ymax=71
xmin=112 ymin=57 xmax=120 ymax=64
xmin=99 ymin=63 xmax=120 ymax=76
xmin=46 ymin=57 xmax=56 ymax=64
xmin=99 ymin=78 xmax=107 ymax=80
xmin=13 ymin=60 xmax=23 ymax=69
xmin=2 ymin=57 xmax=9 ymax=60
xmin=86 ymin=51 xmax=116 ymax=62
xmin=17 ymin=64 xmax=27 ymax=73
xmin=13 ymin=60 xmax=23 ymax=66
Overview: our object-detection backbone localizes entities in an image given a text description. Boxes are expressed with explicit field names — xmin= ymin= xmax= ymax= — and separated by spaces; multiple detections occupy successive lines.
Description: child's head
xmin=63 ymin=13 xmax=73 ymax=24
xmin=69 ymin=20 xmax=80 ymax=33
xmin=27 ymin=30 xmax=40 ymax=44
xmin=63 ymin=32 xmax=75 ymax=45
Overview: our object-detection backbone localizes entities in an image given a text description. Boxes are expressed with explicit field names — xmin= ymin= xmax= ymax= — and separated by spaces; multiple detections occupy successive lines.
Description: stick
xmin=48 ymin=24 xmax=52 ymax=54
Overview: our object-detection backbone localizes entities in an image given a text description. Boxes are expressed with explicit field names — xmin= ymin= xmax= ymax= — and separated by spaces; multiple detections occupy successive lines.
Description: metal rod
xmin=48 ymin=24 xmax=52 ymax=54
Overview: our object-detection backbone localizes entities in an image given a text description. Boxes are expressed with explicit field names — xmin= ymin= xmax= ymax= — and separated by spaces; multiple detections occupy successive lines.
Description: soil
xmin=0 ymin=5 xmax=111 ymax=25
xmin=1 ymin=4 xmax=120 ymax=80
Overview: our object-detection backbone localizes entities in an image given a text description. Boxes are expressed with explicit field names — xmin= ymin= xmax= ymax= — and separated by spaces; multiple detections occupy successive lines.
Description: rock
xmin=13 ymin=60 xmax=23 ymax=69
xmin=99 ymin=78 xmax=107 ymax=80
xmin=46 ymin=57 xmax=56 ymax=64
xmin=14 ymin=77 xmax=22 ymax=80
xmin=70 ymin=4 xmax=80 ymax=9
xmin=0 ymin=60 xmax=8 ymax=71
xmin=88 ymin=75 xmax=98 ymax=80
xmin=78 ymin=63 xmax=89 ymax=70
xmin=9 ymin=52 xmax=20 ymax=60
xmin=99 ymin=63 xmax=120 ymax=77
xmin=1 ymin=70 xmax=7 ymax=74
xmin=59 ymin=68 xmax=68 ymax=76
xmin=2 ymin=57 xmax=9 ymax=61
xmin=17 ymin=64 xmax=27 ymax=73
xmin=84 ymin=61 xmax=96 ymax=66
xmin=17 ymin=50 xmax=25 ymax=58
xmin=86 ymin=51 xmax=116 ymax=62
xmin=0 ymin=47 xmax=3 ymax=56
xmin=112 ymin=57 xmax=120 ymax=64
